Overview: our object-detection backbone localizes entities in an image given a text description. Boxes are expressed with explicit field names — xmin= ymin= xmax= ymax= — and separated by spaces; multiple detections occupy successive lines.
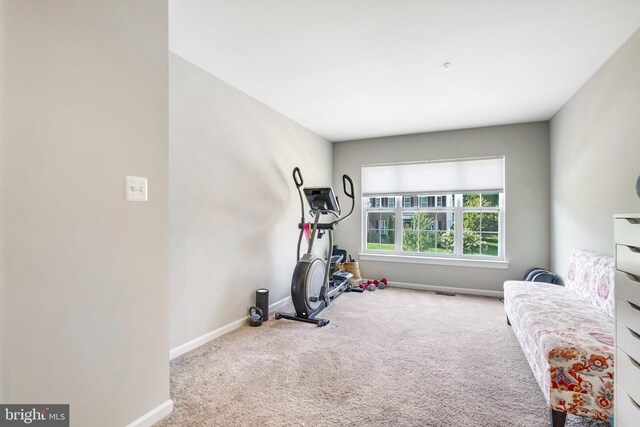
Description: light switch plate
xmin=125 ymin=176 xmax=148 ymax=202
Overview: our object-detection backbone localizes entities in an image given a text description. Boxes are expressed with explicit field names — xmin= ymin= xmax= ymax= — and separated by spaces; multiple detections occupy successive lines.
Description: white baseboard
xmin=126 ymin=399 xmax=173 ymax=427
xmin=388 ymin=281 xmax=503 ymax=298
xmin=169 ymin=296 xmax=292 ymax=360
xmin=268 ymin=295 xmax=293 ymax=312
xmin=169 ymin=316 xmax=247 ymax=360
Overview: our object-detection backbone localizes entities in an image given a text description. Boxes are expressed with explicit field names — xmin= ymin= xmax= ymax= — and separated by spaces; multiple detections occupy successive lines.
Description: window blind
xmin=361 ymin=157 xmax=504 ymax=196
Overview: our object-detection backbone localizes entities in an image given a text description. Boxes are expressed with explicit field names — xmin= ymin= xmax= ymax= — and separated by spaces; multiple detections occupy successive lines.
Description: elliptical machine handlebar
xmin=293 ymin=167 xmax=306 ymax=262
xmin=343 ymin=174 xmax=354 ymax=199
xmin=292 ymin=167 xmax=304 ymax=188
xmin=333 ymin=174 xmax=355 ymax=225
xmin=292 ymin=166 xmax=305 ymax=222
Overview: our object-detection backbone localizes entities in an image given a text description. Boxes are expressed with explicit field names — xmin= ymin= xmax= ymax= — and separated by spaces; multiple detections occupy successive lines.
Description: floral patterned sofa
xmin=504 ymin=249 xmax=615 ymax=427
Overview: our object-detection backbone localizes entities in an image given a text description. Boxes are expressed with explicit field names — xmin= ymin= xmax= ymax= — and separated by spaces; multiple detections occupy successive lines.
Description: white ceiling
xmin=169 ymin=1 xmax=640 ymax=142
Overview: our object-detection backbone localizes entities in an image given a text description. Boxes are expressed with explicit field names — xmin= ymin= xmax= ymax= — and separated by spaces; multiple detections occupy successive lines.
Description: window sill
xmin=358 ymin=252 xmax=510 ymax=269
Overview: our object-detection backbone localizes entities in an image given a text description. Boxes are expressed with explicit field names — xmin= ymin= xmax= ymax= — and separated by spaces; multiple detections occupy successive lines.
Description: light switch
xmin=125 ymin=176 xmax=148 ymax=202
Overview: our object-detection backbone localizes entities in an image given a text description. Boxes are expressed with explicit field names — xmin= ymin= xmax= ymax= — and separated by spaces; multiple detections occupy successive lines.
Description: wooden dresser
xmin=614 ymin=214 xmax=640 ymax=426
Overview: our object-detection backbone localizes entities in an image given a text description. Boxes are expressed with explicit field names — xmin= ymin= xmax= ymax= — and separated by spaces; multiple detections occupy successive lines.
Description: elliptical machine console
xmin=275 ymin=167 xmax=361 ymax=327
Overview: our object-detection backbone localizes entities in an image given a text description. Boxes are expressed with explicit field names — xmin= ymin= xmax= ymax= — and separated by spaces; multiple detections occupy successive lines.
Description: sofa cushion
xmin=504 ymin=280 xmax=614 ymax=420
xmin=565 ymin=249 xmax=615 ymax=318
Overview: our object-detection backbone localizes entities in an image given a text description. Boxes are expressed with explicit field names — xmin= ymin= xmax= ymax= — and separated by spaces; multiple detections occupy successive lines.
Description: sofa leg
xmin=506 ymin=316 xmax=511 ymax=326
xmin=550 ymin=409 xmax=566 ymax=427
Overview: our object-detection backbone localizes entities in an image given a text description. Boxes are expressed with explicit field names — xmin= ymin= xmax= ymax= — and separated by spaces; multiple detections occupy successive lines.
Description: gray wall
xmin=169 ymin=54 xmax=332 ymax=350
xmin=333 ymin=122 xmax=550 ymax=293
xmin=550 ymin=28 xmax=640 ymax=272
xmin=0 ymin=1 xmax=169 ymax=425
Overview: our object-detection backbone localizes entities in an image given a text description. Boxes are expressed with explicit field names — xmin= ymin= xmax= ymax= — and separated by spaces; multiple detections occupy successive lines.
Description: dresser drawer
xmin=618 ymin=320 xmax=640 ymax=362
xmin=618 ymin=298 xmax=640 ymax=334
xmin=616 ymin=385 xmax=640 ymax=427
xmin=617 ymin=271 xmax=640 ymax=307
xmin=615 ymin=217 xmax=640 ymax=247
xmin=617 ymin=349 xmax=640 ymax=404
xmin=617 ymin=244 xmax=640 ymax=276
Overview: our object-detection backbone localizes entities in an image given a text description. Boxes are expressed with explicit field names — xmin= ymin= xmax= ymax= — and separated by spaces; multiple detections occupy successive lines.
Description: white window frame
xmin=361 ymin=193 xmax=508 ymax=269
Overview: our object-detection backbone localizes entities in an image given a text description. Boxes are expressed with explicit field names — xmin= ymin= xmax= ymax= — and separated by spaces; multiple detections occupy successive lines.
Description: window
xmin=401 ymin=195 xmax=455 ymax=254
xmin=368 ymin=197 xmax=395 ymax=208
xmin=365 ymin=208 xmax=395 ymax=250
xmin=382 ymin=197 xmax=395 ymax=208
xmin=462 ymin=193 xmax=500 ymax=256
xmin=361 ymin=157 xmax=505 ymax=262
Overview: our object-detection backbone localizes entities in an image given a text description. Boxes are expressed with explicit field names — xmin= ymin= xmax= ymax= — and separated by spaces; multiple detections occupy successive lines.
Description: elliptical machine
xmin=275 ymin=167 xmax=361 ymax=327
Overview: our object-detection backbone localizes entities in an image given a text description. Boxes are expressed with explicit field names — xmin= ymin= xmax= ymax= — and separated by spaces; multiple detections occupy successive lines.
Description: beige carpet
xmin=158 ymin=287 xmax=609 ymax=427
